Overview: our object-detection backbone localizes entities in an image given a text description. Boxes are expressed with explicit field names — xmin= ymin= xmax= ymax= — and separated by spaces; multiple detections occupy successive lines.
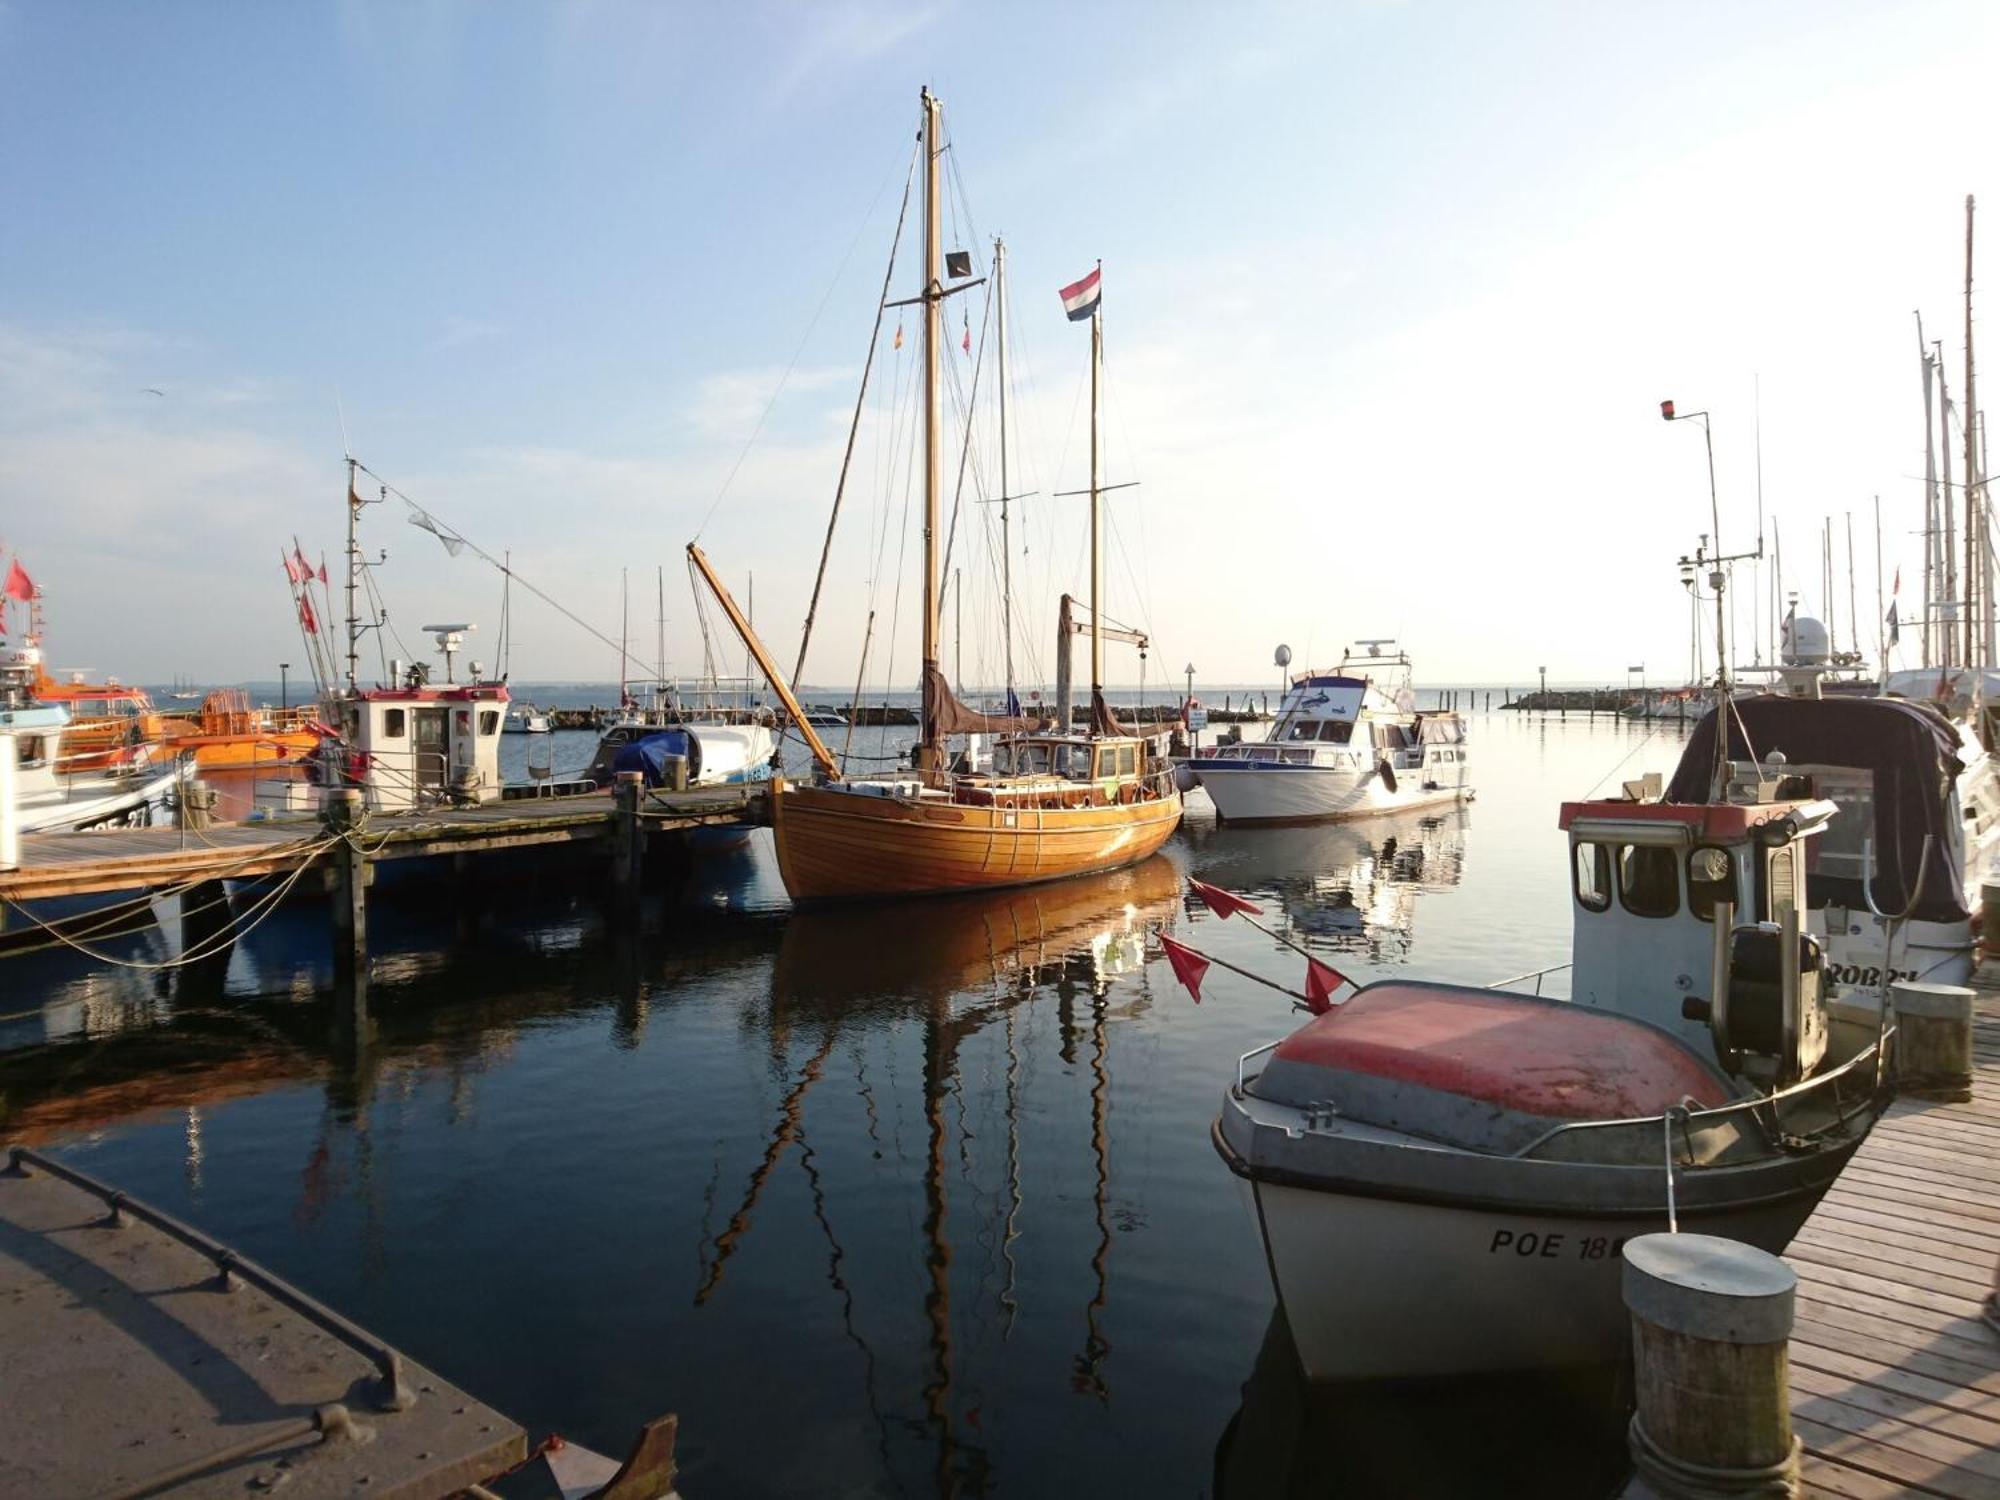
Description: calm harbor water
xmin=2 ymin=709 xmax=1694 ymax=1497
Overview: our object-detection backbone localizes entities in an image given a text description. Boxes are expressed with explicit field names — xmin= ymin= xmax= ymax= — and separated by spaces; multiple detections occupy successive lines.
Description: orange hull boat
xmin=772 ymin=777 xmax=1183 ymax=902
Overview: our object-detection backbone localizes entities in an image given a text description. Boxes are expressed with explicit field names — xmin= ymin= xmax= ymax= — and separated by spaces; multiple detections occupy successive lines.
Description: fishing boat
xmin=502 ymin=703 xmax=551 ymax=735
xmin=690 ymin=87 xmax=1180 ymax=902
xmin=1189 ymin=643 xmax=1471 ymax=824
xmin=155 ymin=688 xmax=327 ymax=769
xmin=1214 ymin=786 xmax=1887 ymax=1379
xmin=1 ymin=642 xmax=180 ymax=832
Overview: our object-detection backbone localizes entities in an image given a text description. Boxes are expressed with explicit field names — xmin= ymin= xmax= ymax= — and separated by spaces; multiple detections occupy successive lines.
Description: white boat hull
xmin=1194 ymin=764 xmax=1469 ymax=824
xmin=1247 ymin=1178 xmax=1816 ymax=1381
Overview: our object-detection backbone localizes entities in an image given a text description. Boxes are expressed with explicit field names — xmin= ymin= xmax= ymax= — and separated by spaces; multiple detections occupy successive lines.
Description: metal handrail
xmin=6 ymin=1147 xmax=415 ymax=1410
xmin=1484 ymin=962 xmax=1573 ymax=996
xmin=1238 ymin=1039 xmax=1282 ymax=1092
xmin=1502 ymin=1027 xmax=1895 ymax=1159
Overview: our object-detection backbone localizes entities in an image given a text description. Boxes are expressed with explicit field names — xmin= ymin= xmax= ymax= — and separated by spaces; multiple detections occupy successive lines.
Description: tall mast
xmin=1968 ymin=195 xmax=1987 ymax=670
xmin=996 ymin=235 xmax=1015 ymax=709
xmin=619 ymin=567 xmax=629 ymax=707
xmin=917 ymin=86 xmax=944 ymax=770
xmin=1941 ymin=352 xmax=1958 ymax=666
xmin=344 ymin=457 xmax=360 ymax=694
xmin=1919 ymin=318 xmax=1939 ymax=667
xmin=656 ymin=564 xmax=666 ymax=694
xmin=1089 ymin=290 xmax=1104 ymax=713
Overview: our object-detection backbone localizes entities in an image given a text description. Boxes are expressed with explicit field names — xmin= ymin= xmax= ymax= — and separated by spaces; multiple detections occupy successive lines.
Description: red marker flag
xmin=298 ymin=594 xmax=319 ymax=635
xmin=1304 ymin=958 xmax=1351 ymax=1015
xmin=3 ymin=557 xmax=34 ymax=602
xmin=1189 ymin=877 xmax=1263 ymax=920
xmin=1158 ymin=933 xmax=1211 ymax=1002
xmin=282 ymin=551 xmax=305 ymax=585
xmin=962 ymin=319 xmax=972 ymax=355
xmin=318 ymin=555 xmax=331 ymax=586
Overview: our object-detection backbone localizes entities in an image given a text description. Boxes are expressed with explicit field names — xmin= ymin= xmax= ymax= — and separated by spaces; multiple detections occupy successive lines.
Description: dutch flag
xmin=1059 ymin=265 xmax=1102 ymax=322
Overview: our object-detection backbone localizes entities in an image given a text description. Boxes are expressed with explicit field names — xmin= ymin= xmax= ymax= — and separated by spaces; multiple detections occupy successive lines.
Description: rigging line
xmin=352 ymin=460 xmax=653 ymax=681
xmin=793 ymin=135 xmax=921 ymax=691
xmin=940 ymin=268 xmax=998 ymax=588
xmin=693 ymin=134 xmax=913 ymax=543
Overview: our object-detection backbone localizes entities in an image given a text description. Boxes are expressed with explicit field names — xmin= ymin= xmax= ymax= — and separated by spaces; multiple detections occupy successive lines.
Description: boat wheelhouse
xmin=328 ymin=665 xmax=506 ymax=813
xmin=1215 ymin=786 xmax=1887 ymax=1380
xmin=1190 ymin=644 xmax=1470 ymax=824
xmin=0 ymin=644 xmax=180 ymax=832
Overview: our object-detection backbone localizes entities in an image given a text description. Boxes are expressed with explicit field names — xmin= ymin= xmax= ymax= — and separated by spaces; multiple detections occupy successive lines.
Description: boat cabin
xmin=944 ymin=734 xmax=1162 ymax=809
xmin=332 ymin=679 xmax=507 ymax=812
xmin=1199 ymin=670 xmax=1466 ymax=778
xmin=1562 ymin=794 xmax=1838 ymax=1084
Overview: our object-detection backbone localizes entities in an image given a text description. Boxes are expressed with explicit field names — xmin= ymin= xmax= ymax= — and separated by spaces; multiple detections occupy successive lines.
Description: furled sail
xmin=923 ymin=663 xmax=1045 ymax=736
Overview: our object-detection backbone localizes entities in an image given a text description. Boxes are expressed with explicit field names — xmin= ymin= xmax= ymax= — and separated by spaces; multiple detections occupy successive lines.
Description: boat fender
xmin=1377 ymin=759 xmax=1397 ymax=794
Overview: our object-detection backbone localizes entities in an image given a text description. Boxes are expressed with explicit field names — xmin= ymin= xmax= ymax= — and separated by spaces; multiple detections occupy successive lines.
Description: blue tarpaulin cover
xmin=611 ymin=729 xmax=698 ymax=787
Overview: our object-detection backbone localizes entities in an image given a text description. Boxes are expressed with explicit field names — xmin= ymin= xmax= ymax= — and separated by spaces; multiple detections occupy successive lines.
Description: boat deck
xmin=1784 ymin=987 xmax=2000 ymax=1498
xmin=0 ymin=785 xmax=766 ymax=902
xmin=0 ymin=1148 xmax=525 ymax=1497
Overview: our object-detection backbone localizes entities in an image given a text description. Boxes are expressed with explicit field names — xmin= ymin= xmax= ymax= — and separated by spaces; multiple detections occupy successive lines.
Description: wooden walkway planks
xmin=0 ymin=785 xmax=765 ymax=901
xmin=1787 ymin=989 xmax=2000 ymax=1500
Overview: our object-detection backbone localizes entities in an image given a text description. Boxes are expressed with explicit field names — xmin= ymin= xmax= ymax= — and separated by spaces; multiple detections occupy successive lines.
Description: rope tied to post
xmin=1628 ymin=1413 xmax=1801 ymax=1499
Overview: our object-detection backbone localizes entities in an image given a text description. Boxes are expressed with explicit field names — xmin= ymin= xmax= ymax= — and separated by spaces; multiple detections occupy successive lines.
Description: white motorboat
xmin=1188 ymin=643 xmax=1470 ymax=823
xmin=585 ymin=681 xmax=776 ymax=790
xmin=502 ymin=703 xmax=551 ymax=734
xmin=1214 ymin=783 xmax=1888 ymax=1380
xmin=2 ymin=644 xmax=180 ymax=833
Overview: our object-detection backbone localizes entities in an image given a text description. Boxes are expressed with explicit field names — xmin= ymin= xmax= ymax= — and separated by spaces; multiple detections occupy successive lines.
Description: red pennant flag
xmin=2 ymin=557 xmax=34 ymax=602
xmin=293 ymin=544 xmax=313 ymax=580
xmin=318 ymin=554 xmax=330 ymax=586
xmin=1158 ymin=933 xmax=1211 ymax=1002
xmin=1189 ymin=877 xmax=1263 ymax=920
xmin=1304 ymin=958 xmax=1351 ymax=1015
xmin=298 ymin=594 xmax=319 ymax=635
xmin=962 ymin=320 xmax=972 ymax=355
xmin=893 ymin=323 xmax=903 ymax=351
xmin=281 ymin=551 xmax=304 ymax=584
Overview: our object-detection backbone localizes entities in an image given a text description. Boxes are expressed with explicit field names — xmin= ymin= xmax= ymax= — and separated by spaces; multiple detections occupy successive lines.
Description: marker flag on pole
xmin=1886 ymin=601 xmax=1900 ymax=648
xmin=318 ymin=555 xmax=331 ymax=586
xmin=1158 ymin=933 xmax=1211 ymax=1002
xmin=282 ymin=550 xmax=305 ymax=585
xmin=1058 ymin=265 xmax=1101 ymax=322
xmin=3 ymin=557 xmax=35 ymax=603
xmin=1189 ymin=877 xmax=1262 ymax=920
xmin=1304 ymin=958 xmax=1352 ymax=1015
xmin=298 ymin=594 xmax=319 ymax=635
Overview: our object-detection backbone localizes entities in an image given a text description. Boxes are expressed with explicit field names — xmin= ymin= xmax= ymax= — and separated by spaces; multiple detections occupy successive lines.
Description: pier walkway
xmin=1783 ymin=988 xmax=2000 ymax=1499
xmin=0 ymin=784 xmax=765 ymax=903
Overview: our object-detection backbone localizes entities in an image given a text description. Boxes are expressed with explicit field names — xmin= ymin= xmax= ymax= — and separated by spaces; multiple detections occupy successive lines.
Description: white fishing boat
xmin=1214 ymin=785 xmax=1888 ymax=1380
xmin=1188 ymin=643 xmax=1470 ymax=824
xmin=502 ymin=703 xmax=551 ymax=735
xmin=1 ymin=643 xmax=180 ymax=833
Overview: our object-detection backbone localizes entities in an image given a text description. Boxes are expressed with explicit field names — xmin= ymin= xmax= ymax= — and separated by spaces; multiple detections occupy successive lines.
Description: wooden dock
xmin=0 ymin=784 xmax=765 ymax=903
xmin=1782 ymin=988 xmax=2000 ymax=1499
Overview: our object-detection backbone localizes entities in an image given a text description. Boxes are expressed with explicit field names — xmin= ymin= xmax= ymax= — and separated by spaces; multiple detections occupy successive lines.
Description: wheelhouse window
xmin=1687 ymin=846 xmax=1737 ymax=922
xmin=382 ymin=709 xmax=407 ymax=738
xmin=1618 ymin=844 xmax=1680 ymax=918
xmin=479 ymin=710 xmax=500 ymax=735
xmin=1117 ymin=745 xmax=1138 ymax=777
xmin=1285 ymin=720 xmax=1321 ymax=741
xmin=1573 ymin=841 xmax=1611 ymax=912
xmin=1053 ymin=743 xmax=1092 ymax=780
xmin=1317 ymin=721 xmax=1353 ymax=743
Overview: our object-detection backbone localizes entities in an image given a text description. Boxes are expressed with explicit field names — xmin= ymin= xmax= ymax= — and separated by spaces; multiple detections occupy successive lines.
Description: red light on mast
xmin=1660 ymin=399 xmax=1677 ymax=420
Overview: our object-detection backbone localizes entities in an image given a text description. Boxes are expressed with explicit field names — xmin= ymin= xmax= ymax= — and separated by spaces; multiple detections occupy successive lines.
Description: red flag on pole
xmin=298 ymin=595 xmax=319 ymax=635
xmin=1158 ymin=933 xmax=1211 ymax=1002
xmin=1189 ymin=878 xmax=1263 ymax=920
xmin=318 ymin=555 xmax=330 ymax=586
xmin=294 ymin=544 xmax=313 ymax=580
xmin=1304 ymin=958 xmax=1351 ymax=1015
xmin=282 ymin=551 xmax=304 ymax=584
xmin=2 ymin=558 xmax=34 ymax=602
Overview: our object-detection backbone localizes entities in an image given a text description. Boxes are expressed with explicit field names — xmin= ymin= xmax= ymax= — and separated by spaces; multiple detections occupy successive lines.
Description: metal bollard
xmin=661 ymin=753 xmax=689 ymax=793
xmin=1623 ymin=1233 xmax=1800 ymax=1497
xmin=1891 ymin=981 xmax=1974 ymax=1102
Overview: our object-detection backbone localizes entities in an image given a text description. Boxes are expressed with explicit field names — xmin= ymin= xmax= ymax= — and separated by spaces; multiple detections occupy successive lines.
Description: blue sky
xmin=1 ymin=1 xmax=1994 ymax=691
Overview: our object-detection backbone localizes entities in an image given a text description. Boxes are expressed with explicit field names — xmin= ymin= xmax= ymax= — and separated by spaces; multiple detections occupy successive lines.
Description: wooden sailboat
xmin=691 ymin=86 xmax=1180 ymax=902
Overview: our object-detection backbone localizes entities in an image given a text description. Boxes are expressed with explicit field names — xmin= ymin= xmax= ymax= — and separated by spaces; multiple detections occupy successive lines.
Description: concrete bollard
xmin=1891 ymin=981 xmax=1975 ymax=1102
xmin=1623 ymin=1233 xmax=1800 ymax=1498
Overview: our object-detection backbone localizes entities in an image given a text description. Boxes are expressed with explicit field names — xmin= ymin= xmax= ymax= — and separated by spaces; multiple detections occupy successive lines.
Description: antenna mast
xmin=344 ymin=457 xmax=361 ymax=694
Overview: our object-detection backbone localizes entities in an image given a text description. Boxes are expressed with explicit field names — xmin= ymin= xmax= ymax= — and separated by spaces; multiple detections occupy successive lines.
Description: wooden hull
xmin=772 ymin=780 xmax=1184 ymax=902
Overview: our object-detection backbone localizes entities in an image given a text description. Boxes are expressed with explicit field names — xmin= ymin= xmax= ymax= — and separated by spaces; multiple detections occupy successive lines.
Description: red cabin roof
xmin=1273 ymin=982 xmax=1732 ymax=1121
xmin=1556 ymin=798 xmax=1819 ymax=842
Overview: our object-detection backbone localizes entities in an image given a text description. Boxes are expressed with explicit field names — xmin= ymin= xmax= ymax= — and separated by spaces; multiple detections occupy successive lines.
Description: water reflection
xmin=1183 ymin=807 xmax=1468 ymax=961
xmin=1214 ymin=1313 xmax=1632 ymax=1498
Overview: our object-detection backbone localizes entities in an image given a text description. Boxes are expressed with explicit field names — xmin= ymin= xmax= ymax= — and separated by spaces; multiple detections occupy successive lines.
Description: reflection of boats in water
xmin=1185 ymin=808 xmax=1467 ymax=958
xmin=1213 ymin=1312 xmax=1631 ymax=1498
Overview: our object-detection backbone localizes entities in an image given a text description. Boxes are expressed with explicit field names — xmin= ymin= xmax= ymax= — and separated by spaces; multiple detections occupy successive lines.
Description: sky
xmin=0 ymin=0 xmax=1994 ymax=695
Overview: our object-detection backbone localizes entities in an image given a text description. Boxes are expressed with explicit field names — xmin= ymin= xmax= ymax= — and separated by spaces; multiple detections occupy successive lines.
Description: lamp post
xmin=1183 ymin=661 xmax=1196 ymax=752
xmin=1538 ymin=664 xmax=1547 ymax=705
xmin=279 ymin=662 xmax=290 ymax=711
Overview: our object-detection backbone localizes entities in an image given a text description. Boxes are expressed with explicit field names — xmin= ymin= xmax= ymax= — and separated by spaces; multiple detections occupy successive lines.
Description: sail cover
xmin=1090 ymin=688 xmax=1129 ymax=737
xmin=922 ymin=664 xmax=1045 ymax=737
xmin=1668 ymin=695 xmax=1968 ymax=923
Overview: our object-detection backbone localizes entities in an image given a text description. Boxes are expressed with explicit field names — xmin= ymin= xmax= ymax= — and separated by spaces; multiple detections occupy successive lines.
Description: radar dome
xmin=1780 ymin=614 xmax=1830 ymax=666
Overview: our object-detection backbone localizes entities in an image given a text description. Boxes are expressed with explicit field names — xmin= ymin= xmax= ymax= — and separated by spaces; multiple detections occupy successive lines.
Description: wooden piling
xmin=662 ymin=754 xmax=689 ymax=793
xmin=610 ymin=772 xmax=645 ymax=921
xmin=1623 ymin=1233 xmax=1800 ymax=1497
xmin=324 ymin=789 xmax=368 ymax=992
xmin=1891 ymin=980 xmax=1975 ymax=1100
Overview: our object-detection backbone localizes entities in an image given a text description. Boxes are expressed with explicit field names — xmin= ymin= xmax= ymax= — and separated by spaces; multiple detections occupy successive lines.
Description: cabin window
xmin=1617 ymin=844 xmax=1679 ymax=918
xmin=17 ymin=735 xmax=47 ymax=768
xmin=479 ymin=710 xmax=500 ymax=736
xmin=1766 ymin=846 xmax=1798 ymax=925
xmin=382 ymin=709 xmax=407 ymax=738
xmin=1573 ymin=841 xmax=1611 ymax=912
xmin=1286 ymin=721 xmax=1320 ymax=741
xmin=1318 ymin=721 xmax=1352 ymax=743
xmin=1116 ymin=745 xmax=1137 ymax=777
xmin=1686 ymin=845 xmax=1737 ymax=922
xmin=1053 ymin=744 xmax=1092 ymax=780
